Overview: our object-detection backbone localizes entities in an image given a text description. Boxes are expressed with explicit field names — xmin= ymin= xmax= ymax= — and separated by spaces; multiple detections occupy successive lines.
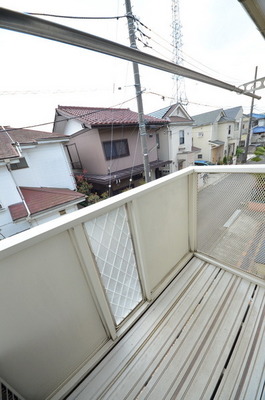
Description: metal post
xmin=243 ymin=66 xmax=258 ymax=163
xmin=125 ymin=0 xmax=151 ymax=182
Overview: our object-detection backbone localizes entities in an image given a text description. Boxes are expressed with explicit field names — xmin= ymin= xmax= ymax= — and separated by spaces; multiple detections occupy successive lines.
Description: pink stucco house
xmin=53 ymin=106 xmax=170 ymax=195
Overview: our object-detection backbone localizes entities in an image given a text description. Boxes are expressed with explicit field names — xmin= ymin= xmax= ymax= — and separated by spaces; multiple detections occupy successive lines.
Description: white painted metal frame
xmin=0 ymin=165 xmax=264 ymax=400
xmin=0 ymin=8 xmax=261 ymax=100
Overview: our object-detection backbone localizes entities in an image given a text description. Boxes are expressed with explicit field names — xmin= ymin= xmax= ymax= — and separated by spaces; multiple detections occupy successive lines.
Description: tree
xmin=75 ymin=172 xmax=108 ymax=206
xmin=251 ymin=146 xmax=265 ymax=162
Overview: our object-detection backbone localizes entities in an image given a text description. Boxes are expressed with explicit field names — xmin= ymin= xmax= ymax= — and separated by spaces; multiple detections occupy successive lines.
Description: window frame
xmin=179 ymin=130 xmax=185 ymax=145
xmin=10 ymin=157 xmax=29 ymax=170
xmin=103 ymin=139 xmax=130 ymax=160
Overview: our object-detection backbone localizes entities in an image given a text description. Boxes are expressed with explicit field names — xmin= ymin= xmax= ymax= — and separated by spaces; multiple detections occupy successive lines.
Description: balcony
xmin=0 ymin=165 xmax=264 ymax=400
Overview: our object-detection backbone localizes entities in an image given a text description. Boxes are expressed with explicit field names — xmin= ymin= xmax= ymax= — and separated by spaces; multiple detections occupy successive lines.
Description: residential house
xmin=192 ymin=106 xmax=243 ymax=163
xmin=0 ymin=126 xmax=86 ymax=238
xmin=251 ymin=113 xmax=265 ymax=145
xmin=149 ymin=103 xmax=200 ymax=173
xmin=53 ymin=106 xmax=169 ymax=194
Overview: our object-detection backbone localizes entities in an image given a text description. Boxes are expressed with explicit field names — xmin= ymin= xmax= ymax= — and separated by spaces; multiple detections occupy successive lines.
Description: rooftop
xmin=8 ymin=187 xmax=86 ymax=220
xmin=0 ymin=126 xmax=68 ymax=160
xmin=57 ymin=106 xmax=165 ymax=127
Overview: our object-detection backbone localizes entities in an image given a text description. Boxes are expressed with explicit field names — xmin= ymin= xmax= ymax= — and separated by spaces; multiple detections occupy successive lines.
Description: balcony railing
xmin=0 ymin=165 xmax=264 ymax=400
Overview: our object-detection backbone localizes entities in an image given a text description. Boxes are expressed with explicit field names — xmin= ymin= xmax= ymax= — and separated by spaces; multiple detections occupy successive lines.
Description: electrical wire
xmin=25 ymin=11 xmax=150 ymax=31
xmin=26 ymin=12 xmax=130 ymax=21
xmin=0 ymin=95 xmax=140 ymax=133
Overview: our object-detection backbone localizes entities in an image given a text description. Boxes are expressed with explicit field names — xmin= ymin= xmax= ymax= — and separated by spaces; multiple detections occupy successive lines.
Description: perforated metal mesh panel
xmin=85 ymin=205 xmax=142 ymax=325
xmin=197 ymin=172 xmax=265 ymax=279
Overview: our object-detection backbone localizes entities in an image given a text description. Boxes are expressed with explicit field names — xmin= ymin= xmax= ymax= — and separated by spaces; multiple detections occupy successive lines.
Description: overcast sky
xmin=0 ymin=0 xmax=264 ymax=131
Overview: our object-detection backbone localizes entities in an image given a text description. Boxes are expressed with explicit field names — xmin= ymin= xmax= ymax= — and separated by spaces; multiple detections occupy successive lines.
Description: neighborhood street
xmin=197 ymin=172 xmax=256 ymax=253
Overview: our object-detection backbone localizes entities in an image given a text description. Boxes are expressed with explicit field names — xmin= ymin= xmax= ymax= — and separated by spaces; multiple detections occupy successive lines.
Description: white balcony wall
xmin=131 ymin=174 xmax=190 ymax=292
xmin=0 ymin=168 xmax=193 ymax=400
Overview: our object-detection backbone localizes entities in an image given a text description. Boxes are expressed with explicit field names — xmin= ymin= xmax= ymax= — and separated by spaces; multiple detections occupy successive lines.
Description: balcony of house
xmin=0 ymin=165 xmax=264 ymax=400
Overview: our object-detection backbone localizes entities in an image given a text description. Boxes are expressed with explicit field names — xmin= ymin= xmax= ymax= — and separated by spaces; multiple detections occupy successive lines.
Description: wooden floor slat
xmin=69 ymin=257 xmax=265 ymax=400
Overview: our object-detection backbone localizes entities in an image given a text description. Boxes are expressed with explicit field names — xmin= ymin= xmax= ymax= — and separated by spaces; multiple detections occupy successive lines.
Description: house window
xmin=156 ymin=133 xmax=160 ymax=149
xmin=198 ymin=154 xmax=203 ymax=159
xmin=66 ymin=143 xmax=82 ymax=169
xmin=179 ymin=130 xmax=185 ymax=145
xmin=103 ymin=139 xmax=129 ymax=160
xmin=10 ymin=157 xmax=28 ymax=170
xmin=197 ymin=132 xmax=204 ymax=137
xmin=228 ymin=125 xmax=231 ymax=135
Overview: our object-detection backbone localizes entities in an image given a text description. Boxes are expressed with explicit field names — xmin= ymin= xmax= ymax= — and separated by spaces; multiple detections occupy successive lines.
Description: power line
xmin=26 ymin=12 xmax=129 ymax=21
xmin=0 ymin=95 xmax=140 ymax=133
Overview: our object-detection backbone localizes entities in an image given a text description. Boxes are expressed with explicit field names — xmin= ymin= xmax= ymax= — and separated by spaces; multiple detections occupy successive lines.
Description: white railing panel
xmin=132 ymin=175 xmax=190 ymax=293
xmin=0 ymin=168 xmax=193 ymax=399
xmin=0 ymin=231 xmax=108 ymax=400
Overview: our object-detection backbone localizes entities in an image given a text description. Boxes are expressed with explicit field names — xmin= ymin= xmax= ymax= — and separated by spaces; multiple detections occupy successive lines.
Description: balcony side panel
xmin=0 ymin=230 xmax=108 ymax=400
xmin=132 ymin=176 xmax=190 ymax=293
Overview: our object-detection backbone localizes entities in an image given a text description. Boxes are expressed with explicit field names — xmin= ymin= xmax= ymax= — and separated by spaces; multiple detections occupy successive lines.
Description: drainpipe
xmin=167 ymin=125 xmax=173 ymax=172
xmin=1 ymin=126 xmax=31 ymax=220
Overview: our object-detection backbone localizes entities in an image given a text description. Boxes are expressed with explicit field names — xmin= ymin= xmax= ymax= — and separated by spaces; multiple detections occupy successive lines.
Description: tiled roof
xmin=0 ymin=127 xmax=68 ymax=160
xmin=149 ymin=104 xmax=193 ymax=124
xmin=192 ymin=106 xmax=243 ymax=127
xmin=57 ymin=106 xmax=165 ymax=126
xmin=192 ymin=109 xmax=223 ymax=127
xmin=149 ymin=106 xmax=171 ymax=119
xmin=8 ymin=187 xmax=86 ymax=221
xmin=223 ymin=106 xmax=242 ymax=120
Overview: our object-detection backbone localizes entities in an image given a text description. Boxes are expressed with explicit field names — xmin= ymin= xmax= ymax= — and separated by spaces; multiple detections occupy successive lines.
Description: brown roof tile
xmin=8 ymin=187 xmax=86 ymax=221
xmin=57 ymin=106 xmax=165 ymax=126
xmin=0 ymin=127 xmax=68 ymax=160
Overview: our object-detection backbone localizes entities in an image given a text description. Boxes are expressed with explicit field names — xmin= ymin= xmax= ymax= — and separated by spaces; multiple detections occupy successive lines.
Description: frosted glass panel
xmin=85 ymin=206 xmax=142 ymax=324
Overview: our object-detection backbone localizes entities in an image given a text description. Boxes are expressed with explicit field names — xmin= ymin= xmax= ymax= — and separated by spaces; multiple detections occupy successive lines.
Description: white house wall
xmin=192 ymin=126 xmax=212 ymax=161
xmin=157 ymin=125 xmax=193 ymax=172
xmin=170 ymin=125 xmax=193 ymax=170
xmin=14 ymin=143 xmax=76 ymax=190
xmin=30 ymin=205 xmax=79 ymax=228
xmin=69 ymin=129 xmax=106 ymax=174
xmin=157 ymin=127 xmax=169 ymax=167
xmin=61 ymin=118 xmax=83 ymax=136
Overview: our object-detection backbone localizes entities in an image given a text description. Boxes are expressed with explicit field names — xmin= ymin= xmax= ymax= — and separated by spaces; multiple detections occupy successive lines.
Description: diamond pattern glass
xmin=85 ymin=206 xmax=142 ymax=324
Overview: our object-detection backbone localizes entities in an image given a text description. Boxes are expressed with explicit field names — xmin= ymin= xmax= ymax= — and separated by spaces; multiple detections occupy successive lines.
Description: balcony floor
xmin=68 ymin=257 xmax=265 ymax=400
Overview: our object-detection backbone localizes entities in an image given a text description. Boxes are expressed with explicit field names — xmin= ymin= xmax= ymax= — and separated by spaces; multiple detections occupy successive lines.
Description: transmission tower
xmin=171 ymin=0 xmax=188 ymax=105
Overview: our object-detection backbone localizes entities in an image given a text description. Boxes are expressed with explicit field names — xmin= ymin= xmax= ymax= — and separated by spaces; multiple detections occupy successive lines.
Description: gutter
xmin=1 ymin=126 xmax=32 ymax=220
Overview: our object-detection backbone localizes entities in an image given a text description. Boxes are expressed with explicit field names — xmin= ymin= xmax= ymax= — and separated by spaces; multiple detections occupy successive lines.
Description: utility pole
xmin=243 ymin=66 xmax=258 ymax=163
xmin=125 ymin=0 xmax=151 ymax=183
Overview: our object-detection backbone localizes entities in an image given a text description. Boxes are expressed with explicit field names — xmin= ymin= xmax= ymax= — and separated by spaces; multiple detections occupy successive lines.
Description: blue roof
xmin=252 ymin=113 xmax=265 ymax=120
xmin=253 ymin=126 xmax=265 ymax=134
xmin=149 ymin=106 xmax=171 ymax=119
